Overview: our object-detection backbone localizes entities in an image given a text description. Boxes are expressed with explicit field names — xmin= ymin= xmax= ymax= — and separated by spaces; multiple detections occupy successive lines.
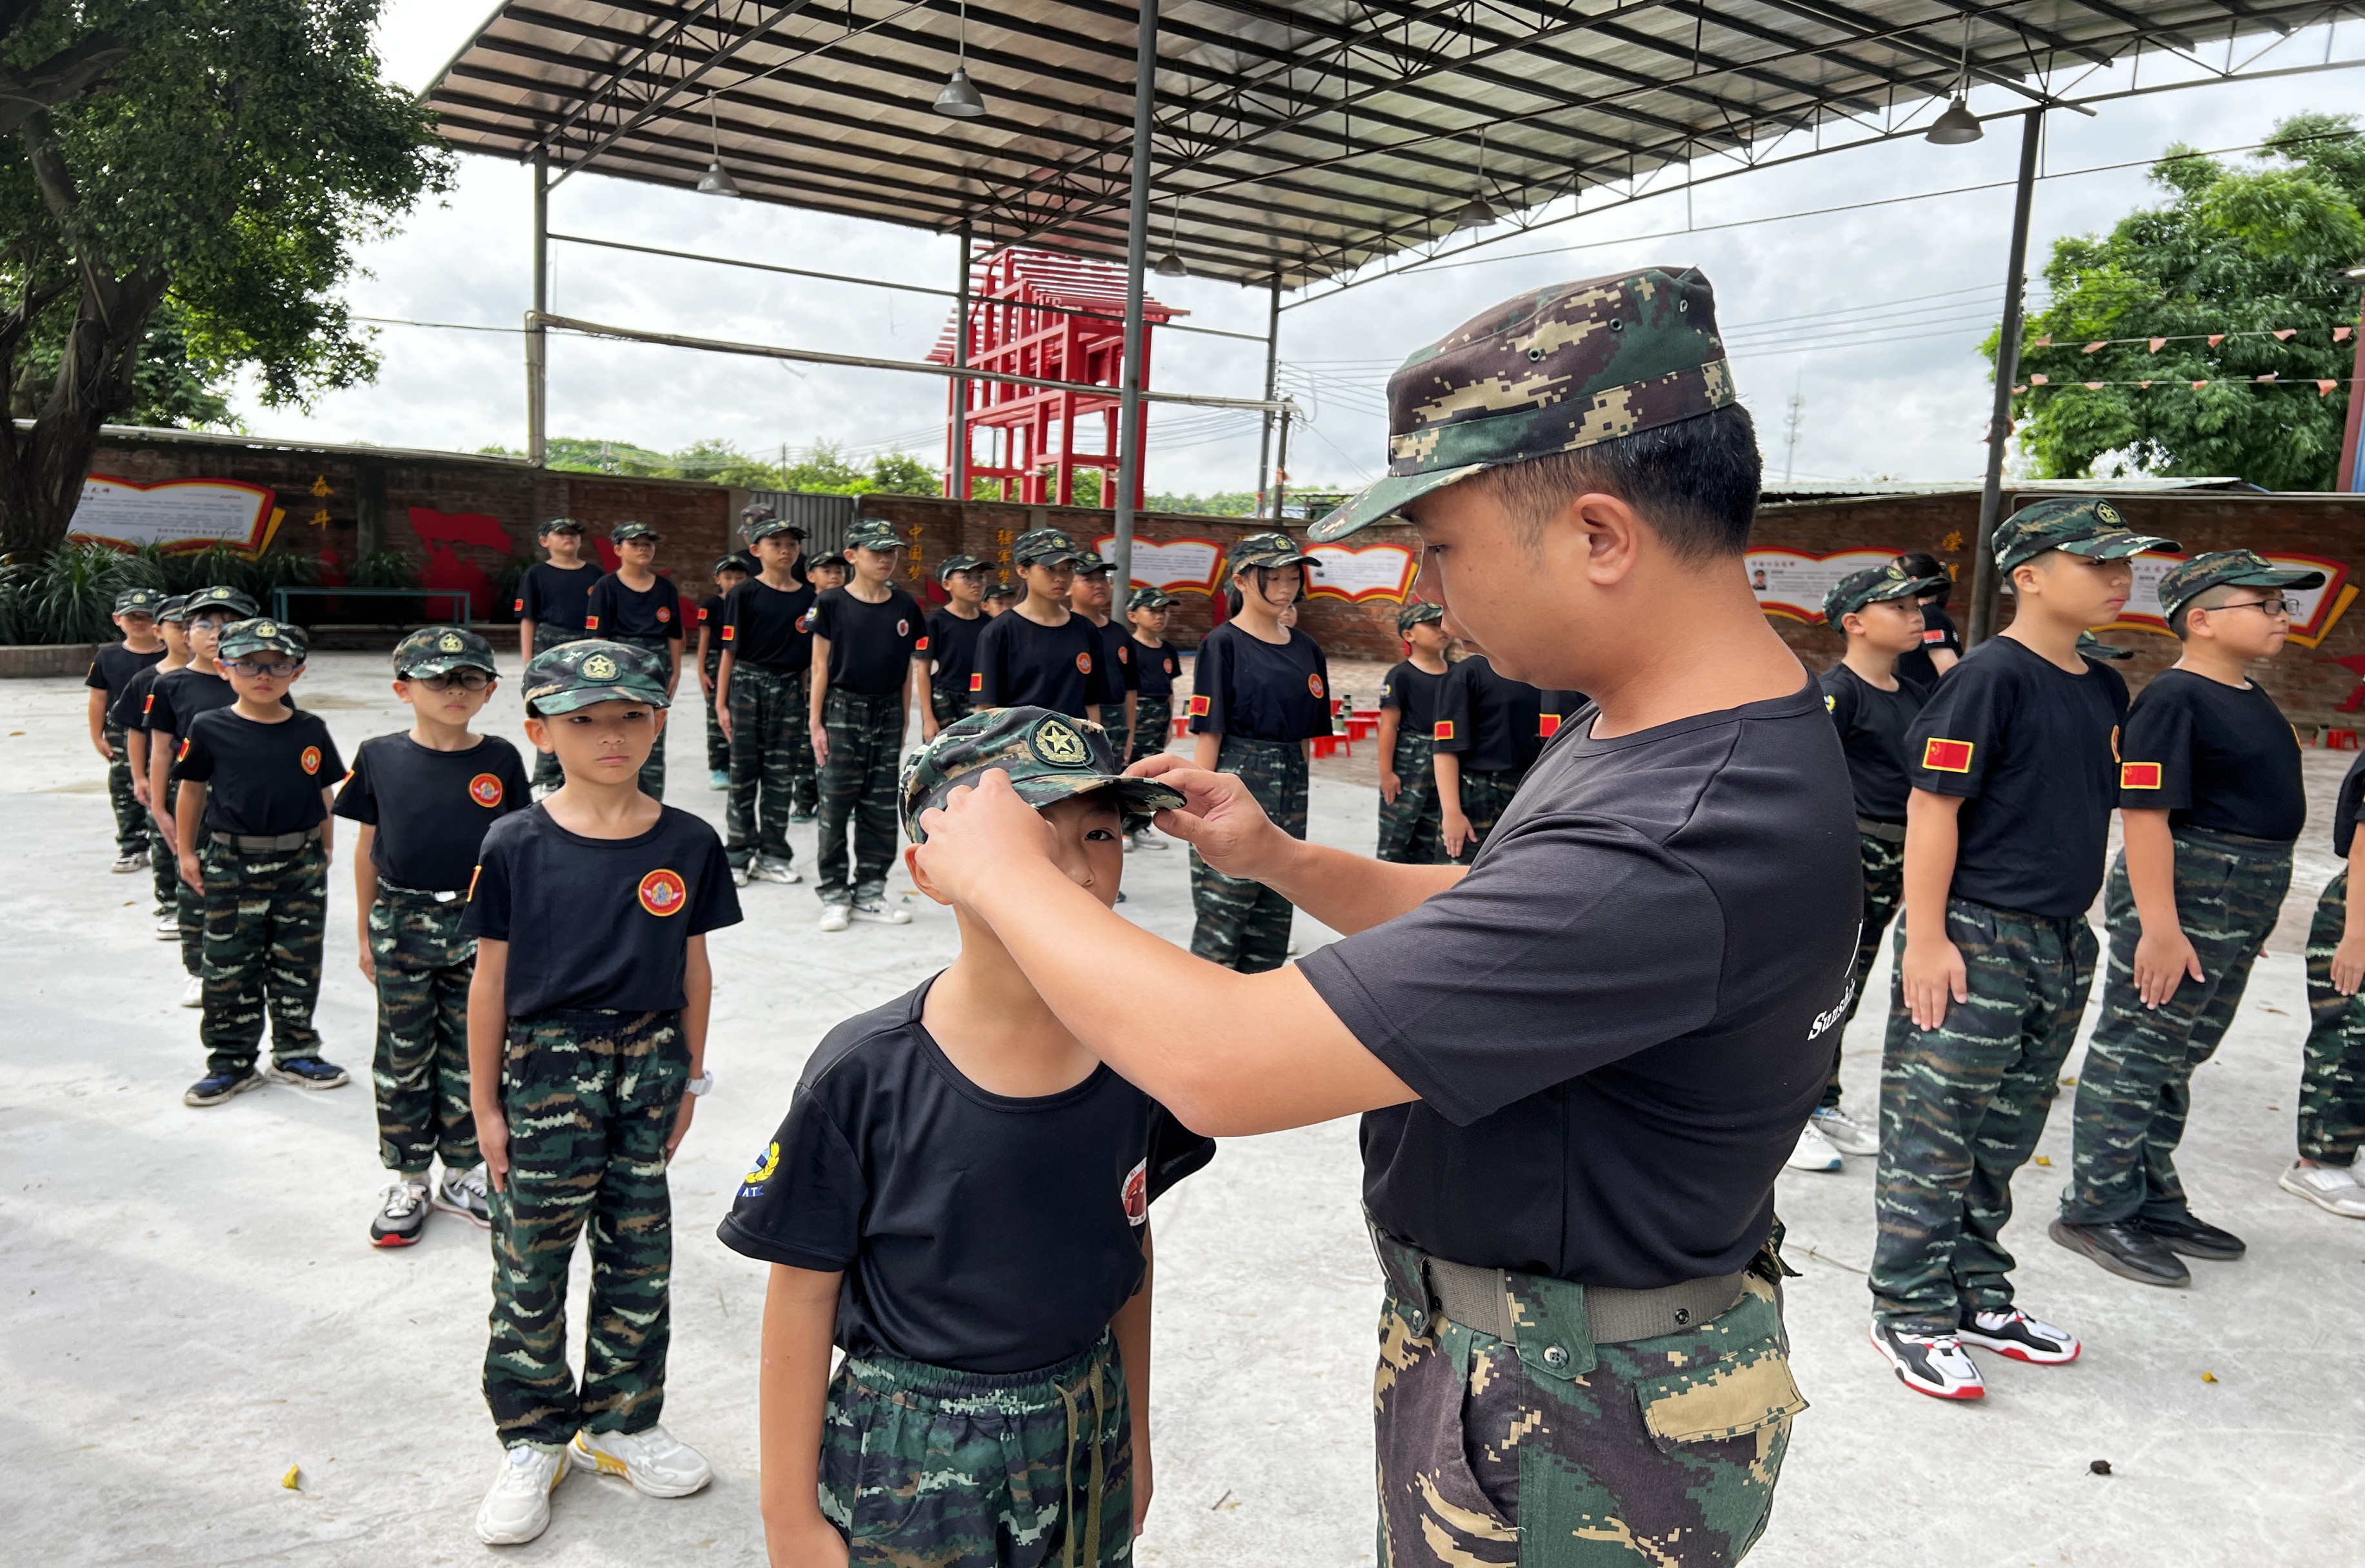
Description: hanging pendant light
xmin=934 ymin=0 xmax=987 ymax=118
xmin=1153 ymin=197 xmax=1188 ymax=277
xmin=1455 ymin=126 xmax=1501 ymax=229
xmin=1925 ymin=21 xmax=1984 ymax=144
xmin=697 ymin=91 xmax=742 ymax=196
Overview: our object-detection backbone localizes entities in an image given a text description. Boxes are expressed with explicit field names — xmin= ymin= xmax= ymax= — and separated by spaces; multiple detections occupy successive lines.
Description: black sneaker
xmin=264 ymin=1057 xmax=352 ymax=1091
xmin=1958 ymin=1306 xmax=2081 ymax=1364
xmin=1868 ymin=1320 xmax=1985 ymax=1400
xmin=2049 ymin=1218 xmax=2189 ymax=1287
xmin=371 ymin=1180 xmax=431 ymax=1247
xmin=2138 ymin=1213 xmax=2246 ymax=1261
xmin=183 ymin=1067 xmax=264 ymax=1107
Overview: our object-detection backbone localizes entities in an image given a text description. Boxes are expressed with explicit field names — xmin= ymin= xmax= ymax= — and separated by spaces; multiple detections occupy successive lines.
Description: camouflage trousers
xmin=174 ymin=848 xmax=205 ymax=975
xmin=1370 ymin=1226 xmax=1801 ymax=1567
xmin=530 ymin=624 xmax=588 ymax=793
xmin=704 ymin=649 xmax=728 ymax=773
xmin=819 ymin=688 xmax=906 ymax=904
xmin=821 ymin=1332 xmax=1133 ymax=1567
xmin=2297 ymin=869 xmax=2365 ymax=1165
xmin=932 ymin=686 xmax=975 ymax=731
xmin=1094 ymin=699 xmax=1132 ymax=764
xmin=486 ymin=1007 xmax=686 ymax=1447
xmin=727 ymin=663 xmax=812 ymax=867
xmin=1451 ymin=767 xmax=1528 ymax=865
xmin=1826 ymin=825 xmax=1906 ymax=1110
xmin=1126 ymin=697 xmax=1171 ymax=767
xmin=1191 ymin=736 xmax=1306 ymax=973
xmin=1870 ymin=898 xmax=2095 ymax=1332
xmin=105 ymin=726 xmax=149 ymax=856
xmin=369 ymin=887 xmax=479 ymax=1176
xmin=199 ymin=838 xmax=328 ymax=1075
xmin=1377 ymin=733 xmax=1445 ymax=865
xmin=2062 ymin=830 xmax=2290 ymax=1226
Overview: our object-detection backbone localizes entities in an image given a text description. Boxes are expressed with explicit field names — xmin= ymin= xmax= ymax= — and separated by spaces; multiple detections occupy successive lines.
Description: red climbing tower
xmin=926 ymin=247 xmax=1180 ymax=508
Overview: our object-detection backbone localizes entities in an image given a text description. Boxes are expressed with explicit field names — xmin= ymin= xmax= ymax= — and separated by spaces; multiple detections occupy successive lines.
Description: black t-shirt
xmin=923 ymin=607 xmax=989 ymax=696
xmin=2116 ymin=669 xmax=2304 ymax=842
xmin=170 ymin=710 xmax=343 ymax=837
xmin=1130 ymin=637 xmax=1181 ymax=700
xmin=1434 ymin=657 xmax=1544 ymax=774
xmin=114 ymin=659 xmax=172 ymax=731
xmin=147 ymin=665 xmax=290 ymax=739
xmin=715 ymin=980 xmax=1215 ymax=1373
xmin=86 ymin=642 xmax=165 ymax=709
xmin=462 ymin=804 xmax=743 ymax=1017
xmin=697 ymin=595 xmax=727 ymax=655
xmin=1896 ymin=603 xmax=1961 ymax=687
xmin=1186 ymin=622 xmax=1330 ymax=741
xmin=334 ymin=733 xmax=534 ymax=892
xmin=585 ymin=573 xmax=684 ymax=642
xmin=1381 ymin=660 xmax=1450 ymax=742
xmin=1906 ymin=637 xmax=2130 ymax=917
xmin=721 ymin=579 xmax=816 ymax=673
xmin=973 ymin=610 xmax=1115 ymax=718
xmin=1819 ymin=663 xmax=1933 ymax=823
xmin=1536 ymin=690 xmax=1592 ymax=739
xmin=813 ymin=586 xmax=925 ymax=696
xmin=1298 ymin=681 xmax=1859 ymax=1287
xmin=1091 ymin=619 xmax=1139 ymax=698
xmin=2334 ymin=751 xmax=2365 ymax=859
xmin=516 ymin=561 xmax=599 ymax=633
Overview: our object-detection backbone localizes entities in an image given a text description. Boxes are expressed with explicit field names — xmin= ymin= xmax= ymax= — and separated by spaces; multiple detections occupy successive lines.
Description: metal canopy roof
xmin=424 ymin=0 xmax=2328 ymax=290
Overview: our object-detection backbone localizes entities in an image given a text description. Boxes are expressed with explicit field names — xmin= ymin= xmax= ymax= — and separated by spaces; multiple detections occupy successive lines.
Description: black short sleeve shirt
xmin=1130 ymin=638 xmax=1181 ymax=700
xmin=1536 ymin=690 xmax=1592 ymax=739
xmin=585 ymin=574 xmax=684 ymax=642
xmin=1381 ymin=661 xmax=1449 ymax=741
xmin=1433 ymin=657 xmax=1544 ymax=774
xmin=516 ymin=561 xmax=599 ymax=633
xmin=924 ymin=607 xmax=990 ymax=696
xmin=1819 ymin=663 xmax=1933 ymax=823
xmin=1896 ymin=603 xmax=1961 ymax=687
xmin=1905 ymin=637 xmax=2130 ymax=917
xmin=114 ymin=660 xmax=168 ymax=731
xmin=2115 ymin=669 xmax=2304 ymax=842
xmin=697 ymin=595 xmax=726 ymax=650
xmin=715 ymin=980 xmax=1215 ymax=1374
xmin=461 ymin=804 xmax=742 ymax=1017
xmin=146 ymin=666 xmax=239 ymax=739
xmin=721 ymin=579 xmax=816 ymax=673
xmin=86 ymin=642 xmax=165 ymax=707
xmin=334 ymin=733 xmax=534 ymax=892
xmin=972 ymin=611 xmax=1115 ymax=718
xmin=1297 ymin=682 xmax=1860 ymax=1287
xmin=813 ymin=586 xmax=926 ymax=695
xmin=2334 ymin=751 xmax=2365 ymax=858
xmin=170 ymin=710 xmax=343 ymax=837
xmin=1093 ymin=619 xmax=1139 ymax=696
xmin=1185 ymin=623 xmax=1330 ymax=741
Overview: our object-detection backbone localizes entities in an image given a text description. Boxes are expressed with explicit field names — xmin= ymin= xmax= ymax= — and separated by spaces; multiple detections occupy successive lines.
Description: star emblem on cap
xmin=1032 ymin=719 xmax=1089 ymax=766
xmin=255 ymin=620 xmax=278 ymax=637
xmin=583 ymin=653 xmax=619 ymax=680
xmin=440 ymin=633 xmax=463 ymax=651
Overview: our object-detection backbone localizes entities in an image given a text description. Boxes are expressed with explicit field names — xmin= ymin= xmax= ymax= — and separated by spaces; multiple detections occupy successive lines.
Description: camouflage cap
xmin=2155 ymin=548 xmax=2325 ymax=621
xmin=1128 ymin=585 xmax=1177 ymax=612
xmin=183 ymin=584 xmax=259 ymax=621
xmin=746 ymin=518 xmax=805 ymax=545
xmin=522 ymin=639 xmax=671 ymax=715
xmin=154 ymin=593 xmax=190 ymax=623
xmin=1992 ymin=497 xmax=2179 ymax=573
xmin=713 ymin=553 xmax=754 ymax=575
xmin=393 ymin=624 xmax=499 ymax=677
xmin=808 ymin=550 xmax=849 ymax=572
xmin=938 ymin=551 xmax=990 ymax=582
xmin=984 ymin=581 xmax=1018 ymax=600
xmin=844 ymin=521 xmax=904 ymax=553
xmin=1396 ymin=599 xmax=1446 ymax=634
xmin=215 ymin=617 xmax=308 ymax=662
xmin=1012 ymin=527 xmax=1088 ymax=568
xmin=740 ymin=502 xmax=775 ymax=521
xmin=112 ymin=586 xmax=166 ymax=616
xmin=1310 ymin=268 xmax=1735 ymax=542
xmin=1822 ymin=562 xmax=1949 ymax=625
xmin=2076 ymin=631 xmax=2135 ymax=661
xmin=900 ymin=706 xmax=1186 ymax=845
xmin=610 ymin=521 xmax=660 ymax=544
xmin=1073 ymin=551 xmax=1118 ymax=577
xmin=538 ymin=516 xmax=584 ymax=536
xmin=1230 ymin=530 xmax=1319 ymax=572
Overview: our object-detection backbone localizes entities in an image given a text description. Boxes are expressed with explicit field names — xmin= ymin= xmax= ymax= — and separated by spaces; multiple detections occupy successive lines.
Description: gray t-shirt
xmin=1298 ymin=680 xmax=1861 ymax=1289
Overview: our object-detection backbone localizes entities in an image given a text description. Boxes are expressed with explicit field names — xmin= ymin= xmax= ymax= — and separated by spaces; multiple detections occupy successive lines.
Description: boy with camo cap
xmin=720 ymin=706 xmax=1210 ymax=1567
xmin=86 ymin=586 xmax=168 ymax=873
xmin=716 ymin=517 xmax=818 ymax=885
xmin=923 ymin=551 xmax=993 ymax=729
xmin=2054 ymin=549 xmax=2320 ymax=1282
xmin=148 ymin=584 xmax=266 ymax=1006
xmin=1069 ymin=551 xmax=1141 ymax=756
xmin=584 ymin=521 xmax=685 ymax=799
xmin=1375 ymin=600 xmax=1452 ymax=865
xmin=115 ymin=593 xmax=191 ymax=944
xmin=1123 ymin=588 xmax=1183 ymax=839
xmin=972 ymin=528 xmax=1118 ymax=722
xmin=806 ymin=519 xmax=928 ymax=930
xmin=695 ymin=553 xmax=752 ymax=789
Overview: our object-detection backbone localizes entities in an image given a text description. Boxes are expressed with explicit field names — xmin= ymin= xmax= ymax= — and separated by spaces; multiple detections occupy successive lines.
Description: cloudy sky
xmin=228 ymin=2 xmax=2365 ymax=496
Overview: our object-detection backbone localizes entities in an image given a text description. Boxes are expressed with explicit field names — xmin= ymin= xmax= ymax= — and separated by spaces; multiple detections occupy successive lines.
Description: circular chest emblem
xmin=897 ymin=619 xmax=910 ymax=637
xmin=637 ymin=868 xmax=687 ymax=917
xmin=299 ymin=745 xmax=322 ymax=775
xmin=656 ymin=605 xmax=672 ymax=623
xmin=583 ymin=652 xmax=619 ymax=680
xmin=1075 ymin=651 xmax=1093 ymax=673
xmin=1308 ymin=673 xmax=1326 ymax=698
xmin=468 ymin=773 xmax=504 ymax=808
xmin=1122 ymin=1157 xmax=1148 ymax=1227
xmin=1033 ymin=719 xmax=1090 ymax=767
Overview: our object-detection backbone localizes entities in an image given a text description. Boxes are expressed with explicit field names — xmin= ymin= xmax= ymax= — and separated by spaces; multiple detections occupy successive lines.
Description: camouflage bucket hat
xmin=394 ymin=624 xmax=499 ymax=677
xmin=939 ymin=551 xmax=990 ymax=582
xmin=1992 ymin=497 xmax=2179 ymax=573
xmin=1822 ymin=562 xmax=1949 ymax=625
xmin=901 ymin=706 xmax=1187 ymax=845
xmin=1012 ymin=527 xmax=1088 ymax=568
xmin=2155 ymin=548 xmax=2325 ymax=620
xmin=112 ymin=586 xmax=166 ymax=616
xmin=746 ymin=519 xmax=805 ymax=545
xmin=1128 ymin=585 xmax=1176 ymax=612
xmin=2077 ymin=631 xmax=2135 ymax=661
xmin=1229 ymin=531 xmax=1319 ymax=572
xmin=610 ymin=521 xmax=660 ymax=544
xmin=1311 ymin=267 xmax=1735 ymax=542
xmin=1397 ymin=599 xmax=1446 ymax=635
xmin=215 ymin=617 xmax=308 ymax=662
xmin=154 ymin=593 xmax=190 ymax=624
xmin=183 ymin=584 xmax=260 ymax=622
xmin=538 ymin=516 xmax=584 ymax=537
xmin=523 ymin=639 xmax=672 ymax=715
xmin=844 ymin=521 xmax=904 ymax=553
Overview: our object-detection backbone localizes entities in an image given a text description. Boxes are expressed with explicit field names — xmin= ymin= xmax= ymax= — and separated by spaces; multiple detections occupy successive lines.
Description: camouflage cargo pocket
xmin=1633 ymin=1342 xmax=1804 ymax=1449
xmin=368 ymin=890 xmax=473 ymax=971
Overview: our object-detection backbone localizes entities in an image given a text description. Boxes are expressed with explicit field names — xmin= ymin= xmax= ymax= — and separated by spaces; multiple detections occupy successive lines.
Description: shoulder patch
xmin=1824 ymin=693 xmax=1836 ymax=713
xmin=1433 ymin=719 xmax=1456 ymax=742
xmin=969 ymin=672 xmax=984 ymax=692
xmin=2121 ymin=760 xmax=2163 ymax=789
xmin=1921 ymin=737 xmax=1973 ymax=773
xmin=1188 ymin=693 xmax=1211 ymax=716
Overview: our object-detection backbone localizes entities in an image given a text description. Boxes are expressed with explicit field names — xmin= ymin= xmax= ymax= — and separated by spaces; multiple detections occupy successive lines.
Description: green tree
xmin=0 ymin=0 xmax=449 ymax=559
xmin=865 ymin=450 xmax=939 ymax=495
xmin=1996 ymin=114 xmax=2365 ymax=490
xmin=10 ymin=297 xmax=235 ymax=430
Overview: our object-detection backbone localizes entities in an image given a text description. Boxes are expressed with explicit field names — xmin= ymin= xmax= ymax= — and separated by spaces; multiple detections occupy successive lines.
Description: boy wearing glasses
xmin=170 ymin=617 xmax=350 ymax=1107
xmin=335 ymin=628 xmax=533 ymax=1246
xmin=2053 ymin=550 xmax=2320 ymax=1285
xmin=86 ymin=586 xmax=168 ymax=873
xmin=147 ymin=586 xmax=264 ymax=1006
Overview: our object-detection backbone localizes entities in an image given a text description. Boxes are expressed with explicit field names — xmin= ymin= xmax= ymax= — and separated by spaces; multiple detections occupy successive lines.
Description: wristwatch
xmin=686 ymin=1068 xmax=715 ymax=1098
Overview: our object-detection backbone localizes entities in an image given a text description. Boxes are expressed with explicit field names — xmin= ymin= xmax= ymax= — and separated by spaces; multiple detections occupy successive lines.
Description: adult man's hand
xmin=912 ymin=769 xmax=1058 ymax=906
xmin=1124 ymin=753 xmax=1288 ymax=880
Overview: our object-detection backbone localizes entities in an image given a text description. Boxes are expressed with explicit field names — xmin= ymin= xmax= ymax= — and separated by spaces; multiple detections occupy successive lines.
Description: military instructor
xmin=914 ymin=269 xmax=1861 ymax=1565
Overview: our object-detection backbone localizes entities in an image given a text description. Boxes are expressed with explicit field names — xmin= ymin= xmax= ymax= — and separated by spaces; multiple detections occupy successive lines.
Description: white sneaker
xmin=111 ymin=851 xmax=146 ymax=873
xmin=817 ymin=903 xmax=852 ymax=933
xmin=750 ymin=856 xmax=802 ymax=885
xmin=2279 ymin=1161 xmax=2365 ymax=1218
xmin=1811 ymin=1105 xmax=1878 ymax=1156
xmin=178 ymin=975 xmax=203 ymax=1008
xmin=434 ymin=1162 xmax=493 ymax=1227
xmin=476 ymin=1444 xmax=566 ymax=1545
xmin=730 ymin=863 xmax=752 ymax=888
xmin=1130 ymin=829 xmax=1170 ymax=851
xmin=850 ymin=898 xmax=912 ymax=926
xmin=1869 ymin=1320 xmax=1985 ymax=1400
xmin=568 ymin=1425 xmax=713 ymax=1498
xmin=1786 ymin=1121 xmax=1842 ymax=1173
xmin=155 ymin=911 xmax=180 ymax=939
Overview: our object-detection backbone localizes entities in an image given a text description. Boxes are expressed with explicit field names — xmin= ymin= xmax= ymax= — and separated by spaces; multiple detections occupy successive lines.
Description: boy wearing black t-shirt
xmin=516 ymin=518 xmax=600 ymax=794
xmin=1871 ymin=499 xmax=2176 ymax=1402
xmin=87 ymin=586 xmax=168 ymax=872
xmin=1375 ymin=600 xmax=1452 ymax=865
xmin=1432 ymin=651 xmax=1541 ymax=864
xmin=984 ymin=581 xmax=1016 ymax=616
xmin=170 ymin=617 xmax=350 ymax=1107
xmin=720 ymin=708 xmax=1208 ymax=1567
xmin=923 ymin=552 xmax=992 ymax=731
xmin=148 ymin=585 xmax=263 ymax=1004
xmin=337 ymin=627 xmax=533 ymax=1247
xmin=1894 ymin=551 xmax=1962 ymax=686
xmin=972 ymin=528 xmax=1116 ymax=722
xmin=584 ymin=521 xmax=685 ymax=800
xmin=2055 ymin=550 xmax=2321 ymax=1284
xmin=1070 ymin=553 xmax=1141 ymax=755
xmin=808 ymin=521 xmax=928 ymax=930
xmin=1804 ymin=561 xmax=1944 ymax=1172
xmin=464 ymin=639 xmax=741 ymax=1547
xmin=716 ymin=519 xmax=817 ymax=886
xmin=119 ymin=594 xmax=191 ymax=937
xmin=1124 ymin=587 xmax=1183 ymax=852
xmin=696 ymin=554 xmax=750 ymax=789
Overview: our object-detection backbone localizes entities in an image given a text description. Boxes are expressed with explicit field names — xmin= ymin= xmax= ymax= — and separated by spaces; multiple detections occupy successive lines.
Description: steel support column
xmin=1967 ymin=109 xmax=2042 ymax=648
xmin=1272 ymin=402 xmax=1293 ymax=522
xmin=1255 ymin=274 xmax=1281 ymax=517
xmin=1112 ymin=0 xmax=1159 ymax=593
xmin=951 ymin=221 xmax=972 ymax=502
xmin=527 ymin=150 xmax=550 ymax=467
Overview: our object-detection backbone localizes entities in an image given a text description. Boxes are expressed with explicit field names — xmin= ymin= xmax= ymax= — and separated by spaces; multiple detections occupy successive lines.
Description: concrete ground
xmin=4 ymin=651 xmax=2361 ymax=1566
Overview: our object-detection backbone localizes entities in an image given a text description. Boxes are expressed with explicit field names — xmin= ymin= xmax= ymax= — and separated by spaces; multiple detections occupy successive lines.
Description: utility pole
xmin=1781 ymin=379 xmax=1805 ymax=484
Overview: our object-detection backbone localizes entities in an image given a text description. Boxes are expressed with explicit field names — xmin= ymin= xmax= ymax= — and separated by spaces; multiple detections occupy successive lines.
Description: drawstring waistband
xmin=1055 ymin=1355 xmax=1108 ymax=1568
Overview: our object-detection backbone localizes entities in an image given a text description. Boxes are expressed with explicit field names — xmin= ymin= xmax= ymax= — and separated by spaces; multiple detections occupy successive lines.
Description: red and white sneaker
xmin=1959 ymin=1307 xmax=2081 ymax=1364
xmin=1870 ymin=1320 xmax=1985 ymax=1399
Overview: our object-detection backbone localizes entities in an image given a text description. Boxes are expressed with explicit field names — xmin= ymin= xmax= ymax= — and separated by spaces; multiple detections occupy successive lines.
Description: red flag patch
xmin=1433 ymin=720 xmax=1456 ymax=742
xmin=1539 ymin=713 xmax=1562 ymax=737
xmin=1921 ymin=737 xmax=1974 ymax=773
xmin=1188 ymin=694 xmax=1211 ymax=717
xmin=2121 ymin=761 xmax=2163 ymax=789
xmin=969 ymin=673 xmax=984 ymax=692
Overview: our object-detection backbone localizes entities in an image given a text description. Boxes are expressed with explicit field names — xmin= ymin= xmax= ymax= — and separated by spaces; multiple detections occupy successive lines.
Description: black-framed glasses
xmin=226 ymin=659 xmax=302 ymax=679
xmin=412 ymin=670 xmax=493 ymax=692
xmin=2212 ymin=596 xmax=2300 ymax=618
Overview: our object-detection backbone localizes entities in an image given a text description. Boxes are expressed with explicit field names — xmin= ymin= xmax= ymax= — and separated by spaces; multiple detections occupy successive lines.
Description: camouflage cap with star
xmin=182 ymin=584 xmax=259 ymax=620
xmin=215 ymin=617 xmax=309 ymax=662
xmin=900 ymin=705 xmax=1186 ymax=845
xmin=1127 ymin=584 xmax=1176 ymax=612
xmin=392 ymin=624 xmax=499 ymax=678
xmin=2155 ymin=548 xmax=2325 ymax=621
xmin=844 ymin=520 xmax=904 ymax=553
xmin=1011 ymin=527 xmax=1090 ymax=568
xmin=939 ymin=551 xmax=990 ymax=582
xmin=1396 ymin=599 xmax=1446 ymax=635
xmin=522 ymin=639 xmax=672 ymax=715
xmin=1991 ymin=497 xmax=2180 ymax=573
xmin=1230 ymin=530 xmax=1320 ymax=572
xmin=112 ymin=586 xmax=166 ymax=615
xmin=1822 ymin=561 xmax=1950 ymax=625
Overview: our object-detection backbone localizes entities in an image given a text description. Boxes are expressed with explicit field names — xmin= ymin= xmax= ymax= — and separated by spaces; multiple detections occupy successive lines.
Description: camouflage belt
xmin=1855 ymin=816 xmax=1906 ymax=844
xmin=1408 ymin=1245 xmax=1746 ymax=1345
xmin=208 ymin=824 xmax=323 ymax=852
